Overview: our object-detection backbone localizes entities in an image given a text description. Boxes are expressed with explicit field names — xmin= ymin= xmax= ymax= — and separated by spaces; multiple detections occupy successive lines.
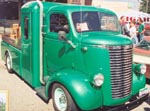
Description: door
xmin=21 ymin=13 xmax=32 ymax=84
xmin=44 ymin=13 xmax=74 ymax=74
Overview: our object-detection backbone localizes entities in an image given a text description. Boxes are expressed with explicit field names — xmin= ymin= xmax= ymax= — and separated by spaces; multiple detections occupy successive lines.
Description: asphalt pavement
xmin=0 ymin=38 xmax=150 ymax=111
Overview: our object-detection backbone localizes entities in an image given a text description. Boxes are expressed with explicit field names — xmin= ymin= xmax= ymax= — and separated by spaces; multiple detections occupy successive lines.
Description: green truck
xmin=1 ymin=1 xmax=149 ymax=111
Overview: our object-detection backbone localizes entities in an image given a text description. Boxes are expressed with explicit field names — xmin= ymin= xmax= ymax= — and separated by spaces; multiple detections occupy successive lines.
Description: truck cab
xmin=1 ymin=1 xmax=149 ymax=111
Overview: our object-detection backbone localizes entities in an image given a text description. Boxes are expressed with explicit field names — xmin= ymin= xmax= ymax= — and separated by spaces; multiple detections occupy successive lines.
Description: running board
xmin=35 ymin=86 xmax=49 ymax=102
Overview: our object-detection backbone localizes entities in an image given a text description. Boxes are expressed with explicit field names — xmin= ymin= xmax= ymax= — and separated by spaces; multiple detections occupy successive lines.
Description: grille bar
xmin=108 ymin=45 xmax=133 ymax=99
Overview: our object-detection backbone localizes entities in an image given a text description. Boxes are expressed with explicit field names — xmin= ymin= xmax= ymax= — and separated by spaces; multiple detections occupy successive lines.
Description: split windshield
xmin=72 ymin=11 xmax=119 ymax=32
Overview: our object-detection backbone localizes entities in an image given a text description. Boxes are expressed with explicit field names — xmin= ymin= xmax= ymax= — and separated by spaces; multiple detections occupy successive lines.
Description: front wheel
xmin=52 ymin=83 xmax=79 ymax=111
xmin=5 ymin=53 xmax=13 ymax=73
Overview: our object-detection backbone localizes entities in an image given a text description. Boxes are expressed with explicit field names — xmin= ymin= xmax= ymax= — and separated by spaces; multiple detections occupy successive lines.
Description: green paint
xmin=1 ymin=1 xmax=147 ymax=110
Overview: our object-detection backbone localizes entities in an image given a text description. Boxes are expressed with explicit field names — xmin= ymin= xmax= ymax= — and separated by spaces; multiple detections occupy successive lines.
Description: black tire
xmin=52 ymin=83 xmax=79 ymax=111
xmin=5 ymin=53 xmax=13 ymax=73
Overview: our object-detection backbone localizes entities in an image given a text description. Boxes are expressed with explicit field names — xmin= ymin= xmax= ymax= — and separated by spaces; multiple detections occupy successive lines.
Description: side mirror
xmin=58 ymin=31 xmax=76 ymax=49
xmin=58 ymin=31 xmax=67 ymax=41
xmin=63 ymin=25 xmax=69 ymax=33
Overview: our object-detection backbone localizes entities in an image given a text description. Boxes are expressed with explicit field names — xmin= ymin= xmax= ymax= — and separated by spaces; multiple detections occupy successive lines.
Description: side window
xmin=50 ymin=14 xmax=69 ymax=33
xmin=24 ymin=17 xmax=29 ymax=39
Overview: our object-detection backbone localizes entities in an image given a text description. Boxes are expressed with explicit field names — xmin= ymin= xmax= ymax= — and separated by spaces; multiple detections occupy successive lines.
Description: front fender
xmin=132 ymin=72 xmax=146 ymax=95
xmin=132 ymin=64 xmax=146 ymax=95
xmin=46 ymin=69 xmax=103 ymax=110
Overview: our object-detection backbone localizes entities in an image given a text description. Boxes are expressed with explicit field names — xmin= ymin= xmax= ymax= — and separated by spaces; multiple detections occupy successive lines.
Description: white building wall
xmin=92 ymin=0 xmax=129 ymax=13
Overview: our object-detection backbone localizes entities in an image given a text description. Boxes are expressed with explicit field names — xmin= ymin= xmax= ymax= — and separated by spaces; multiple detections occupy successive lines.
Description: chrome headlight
xmin=93 ymin=74 xmax=104 ymax=87
xmin=140 ymin=64 xmax=147 ymax=74
xmin=135 ymin=64 xmax=146 ymax=74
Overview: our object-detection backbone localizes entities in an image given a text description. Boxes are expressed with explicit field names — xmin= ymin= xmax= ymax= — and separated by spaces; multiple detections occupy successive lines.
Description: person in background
xmin=119 ymin=16 xmax=130 ymax=37
xmin=137 ymin=17 xmax=145 ymax=42
xmin=129 ymin=21 xmax=138 ymax=46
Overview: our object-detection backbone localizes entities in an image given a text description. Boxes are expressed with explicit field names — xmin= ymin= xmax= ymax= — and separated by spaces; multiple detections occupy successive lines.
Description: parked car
xmin=134 ymin=36 xmax=150 ymax=84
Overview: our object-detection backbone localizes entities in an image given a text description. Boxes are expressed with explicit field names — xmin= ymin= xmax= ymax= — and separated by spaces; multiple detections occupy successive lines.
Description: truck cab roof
xmin=21 ymin=1 xmax=116 ymax=15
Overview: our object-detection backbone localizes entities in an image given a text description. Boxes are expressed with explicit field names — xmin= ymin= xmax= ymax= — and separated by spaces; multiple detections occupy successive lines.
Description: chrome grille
xmin=108 ymin=45 xmax=133 ymax=99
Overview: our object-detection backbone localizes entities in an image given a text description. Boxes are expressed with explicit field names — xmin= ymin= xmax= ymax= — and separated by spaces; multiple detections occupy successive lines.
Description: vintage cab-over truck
xmin=1 ymin=1 xmax=149 ymax=111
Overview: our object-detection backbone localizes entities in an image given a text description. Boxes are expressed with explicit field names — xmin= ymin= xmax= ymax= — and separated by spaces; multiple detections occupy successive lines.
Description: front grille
xmin=108 ymin=45 xmax=133 ymax=99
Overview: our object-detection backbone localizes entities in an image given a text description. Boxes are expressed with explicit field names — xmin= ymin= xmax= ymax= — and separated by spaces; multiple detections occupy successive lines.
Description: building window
xmin=85 ymin=0 xmax=92 ymax=5
xmin=72 ymin=0 xmax=81 ymax=4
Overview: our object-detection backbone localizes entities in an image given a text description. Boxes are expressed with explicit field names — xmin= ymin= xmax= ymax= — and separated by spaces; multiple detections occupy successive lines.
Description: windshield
xmin=72 ymin=11 xmax=119 ymax=32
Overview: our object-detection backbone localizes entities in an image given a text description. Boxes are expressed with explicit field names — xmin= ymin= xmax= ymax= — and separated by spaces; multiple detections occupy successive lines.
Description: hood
xmin=80 ymin=32 xmax=132 ymax=46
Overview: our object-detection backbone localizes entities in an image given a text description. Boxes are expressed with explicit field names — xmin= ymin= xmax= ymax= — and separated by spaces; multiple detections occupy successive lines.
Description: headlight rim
xmin=135 ymin=64 xmax=147 ymax=75
xmin=93 ymin=74 xmax=104 ymax=87
xmin=140 ymin=64 xmax=147 ymax=74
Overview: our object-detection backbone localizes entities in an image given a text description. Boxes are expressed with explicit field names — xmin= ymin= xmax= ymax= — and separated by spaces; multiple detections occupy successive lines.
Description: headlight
xmin=135 ymin=64 xmax=146 ymax=74
xmin=140 ymin=64 xmax=147 ymax=74
xmin=93 ymin=74 xmax=104 ymax=87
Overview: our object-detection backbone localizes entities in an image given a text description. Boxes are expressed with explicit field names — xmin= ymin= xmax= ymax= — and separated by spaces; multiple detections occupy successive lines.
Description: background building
xmin=0 ymin=0 xmax=19 ymax=20
xmin=92 ymin=0 xmax=140 ymax=13
xmin=0 ymin=0 xmax=92 ymax=35
xmin=0 ymin=0 xmax=92 ymax=20
xmin=0 ymin=0 xmax=141 ymax=28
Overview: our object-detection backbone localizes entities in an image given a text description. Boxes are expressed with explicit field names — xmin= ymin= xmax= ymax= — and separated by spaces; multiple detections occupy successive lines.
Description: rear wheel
xmin=52 ymin=83 xmax=78 ymax=111
xmin=5 ymin=53 xmax=13 ymax=73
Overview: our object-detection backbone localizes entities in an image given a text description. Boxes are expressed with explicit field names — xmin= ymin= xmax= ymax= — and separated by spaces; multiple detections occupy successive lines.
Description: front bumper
xmin=97 ymin=93 xmax=149 ymax=111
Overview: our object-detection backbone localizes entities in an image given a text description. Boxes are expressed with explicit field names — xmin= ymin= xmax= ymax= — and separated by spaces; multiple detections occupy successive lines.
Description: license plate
xmin=139 ymin=87 xmax=150 ymax=97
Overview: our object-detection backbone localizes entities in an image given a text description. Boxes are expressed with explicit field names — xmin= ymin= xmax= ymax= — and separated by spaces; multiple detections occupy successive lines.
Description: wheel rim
xmin=6 ymin=56 xmax=11 ymax=70
xmin=54 ymin=88 xmax=67 ymax=111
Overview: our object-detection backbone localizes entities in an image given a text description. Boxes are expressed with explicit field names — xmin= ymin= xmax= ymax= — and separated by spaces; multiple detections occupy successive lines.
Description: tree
xmin=140 ymin=0 xmax=150 ymax=13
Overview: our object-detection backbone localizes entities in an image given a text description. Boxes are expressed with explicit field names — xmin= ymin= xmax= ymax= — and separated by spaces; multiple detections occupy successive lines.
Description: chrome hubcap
xmin=6 ymin=56 xmax=11 ymax=70
xmin=54 ymin=88 xmax=67 ymax=111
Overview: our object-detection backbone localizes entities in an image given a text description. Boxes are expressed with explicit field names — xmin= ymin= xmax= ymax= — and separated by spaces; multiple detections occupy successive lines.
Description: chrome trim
xmin=109 ymin=45 xmax=133 ymax=99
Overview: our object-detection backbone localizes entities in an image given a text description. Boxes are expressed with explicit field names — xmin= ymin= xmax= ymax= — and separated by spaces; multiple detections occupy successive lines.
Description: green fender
xmin=45 ymin=69 xmax=103 ymax=110
xmin=132 ymin=72 xmax=146 ymax=95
